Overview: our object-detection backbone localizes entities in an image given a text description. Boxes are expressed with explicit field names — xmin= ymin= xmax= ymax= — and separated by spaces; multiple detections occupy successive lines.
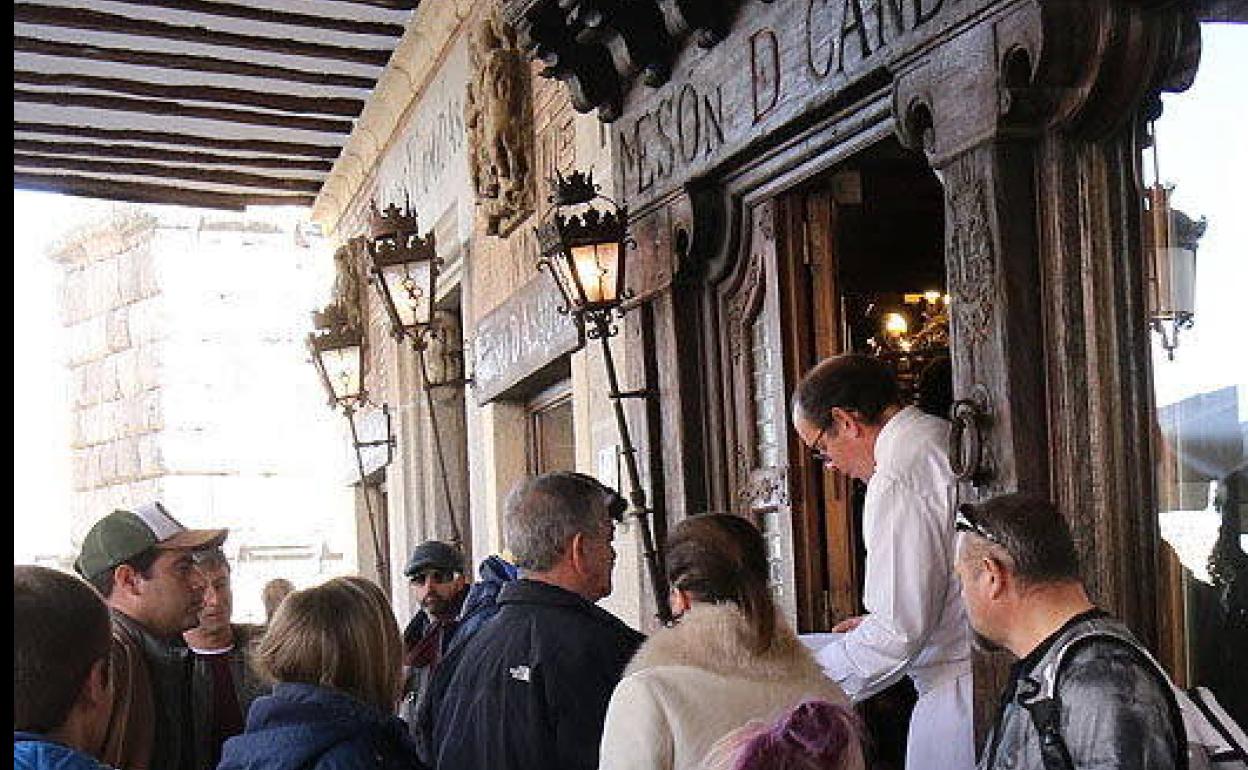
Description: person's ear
xmin=568 ymin=532 xmax=590 ymax=577
xmin=668 ymin=587 xmax=691 ymax=617
xmin=980 ymin=556 xmax=1010 ymax=601
xmin=829 ymin=407 xmax=859 ymax=437
xmin=114 ymin=563 xmax=141 ymax=596
xmin=82 ymin=656 xmax=111 ymax=708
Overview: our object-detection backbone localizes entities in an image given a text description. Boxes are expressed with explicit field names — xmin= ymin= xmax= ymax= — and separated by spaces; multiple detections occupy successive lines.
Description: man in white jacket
xmin=791 ymin=354 xmax=974 ymax=770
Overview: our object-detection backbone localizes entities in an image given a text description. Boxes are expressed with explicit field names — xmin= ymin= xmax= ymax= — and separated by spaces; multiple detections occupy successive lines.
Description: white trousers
xmin=905 ymin=668 xmax=975 ymax=770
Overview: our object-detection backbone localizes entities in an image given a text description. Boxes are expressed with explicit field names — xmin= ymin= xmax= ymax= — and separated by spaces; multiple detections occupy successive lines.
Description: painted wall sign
xmin=472 ymin=273 xmax=583 ymax=404
xmin=614 ymin=0 xmax=970 ymax=210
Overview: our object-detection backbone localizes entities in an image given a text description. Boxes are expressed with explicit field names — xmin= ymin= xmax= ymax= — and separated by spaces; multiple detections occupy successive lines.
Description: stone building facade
xmin=50 ymin=205 xmax=358 ymax=622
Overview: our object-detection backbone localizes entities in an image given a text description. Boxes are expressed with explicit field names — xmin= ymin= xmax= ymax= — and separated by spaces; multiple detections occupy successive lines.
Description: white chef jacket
xmin=803 ymin=405 xmax=974 ymax=770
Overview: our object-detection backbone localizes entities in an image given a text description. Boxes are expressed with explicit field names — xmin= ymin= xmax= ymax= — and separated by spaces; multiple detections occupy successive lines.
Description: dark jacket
xmin=190 ymin=623 xmax=268 ymax=770
xmin=431 ymin=579 xmax=644 ymax=770
xmin=409 ymin=556 xmax=518 ymax=764
xmin=14 ymin=734 xmax=115 ymax=770
xmin=981 ymin=611 xmax=1182 ymax=770
xmin=99 ymin=610 xmax=203 ymax=770
xmin=217 ymin=683 xmax=425 ymax=770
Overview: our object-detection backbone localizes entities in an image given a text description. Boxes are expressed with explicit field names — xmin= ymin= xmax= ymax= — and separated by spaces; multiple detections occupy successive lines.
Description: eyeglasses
xmin=954 ymin=504 xmax=1002 ymax=545
xmin=809 ymin=421 xmax=834 ymax=464
xmin=409 ymin=569 xmax=454 ymax=585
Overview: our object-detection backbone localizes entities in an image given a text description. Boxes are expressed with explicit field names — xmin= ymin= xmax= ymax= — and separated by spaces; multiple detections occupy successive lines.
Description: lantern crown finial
xmin=550 ymin=169 xmax=599 ymax=206
xmin=366 ymin=197 xmax=436 ymax=269
xmin=368 ymin=198 xmax=421 ymax=242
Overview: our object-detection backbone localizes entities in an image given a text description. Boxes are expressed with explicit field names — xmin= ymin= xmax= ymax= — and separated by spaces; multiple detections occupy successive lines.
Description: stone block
xmin=98 ymin=444 xmax=119 ymax=485
xmin=116 ymin=438 xmax=140 ymax=482
xmin=138 ymin=434 xmax=164 ymax=478
xmin=115 ymin=349 xmax=140 ymax=397
xmin=106 ymin=307 xmax=131 ymax=353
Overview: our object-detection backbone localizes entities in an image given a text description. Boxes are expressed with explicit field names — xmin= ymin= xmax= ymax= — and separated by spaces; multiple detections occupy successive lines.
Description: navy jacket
xmin=431 ymin=579 xmax=644 ymax=770
xmin=217 ymin=683 xmax=425 ymax=770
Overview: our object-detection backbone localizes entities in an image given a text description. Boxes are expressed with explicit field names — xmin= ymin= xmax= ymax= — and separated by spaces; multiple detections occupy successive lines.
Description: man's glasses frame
xmin=809 ymin=420 xmax=834 ymax=464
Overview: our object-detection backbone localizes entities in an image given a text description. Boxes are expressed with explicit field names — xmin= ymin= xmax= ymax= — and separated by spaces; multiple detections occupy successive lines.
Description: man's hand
xmin=832 ymin=615 xmax=865 ymax=633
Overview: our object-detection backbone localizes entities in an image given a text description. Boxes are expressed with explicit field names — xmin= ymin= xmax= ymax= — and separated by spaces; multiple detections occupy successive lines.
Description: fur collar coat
xmin=598 ymin=603 xmax=849 ymax=770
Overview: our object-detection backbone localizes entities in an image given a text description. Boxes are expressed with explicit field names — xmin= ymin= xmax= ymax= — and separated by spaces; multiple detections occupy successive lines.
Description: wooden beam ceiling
xmin=13 ymin=0 xmax=416 ymax=211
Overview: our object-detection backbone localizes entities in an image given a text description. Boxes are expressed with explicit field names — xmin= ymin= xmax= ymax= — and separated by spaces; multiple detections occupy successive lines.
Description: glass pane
xmin=1148 ymin=23 xmax=1248 ymax=716
xmin=382 ymin=260 xmax=431 ymax=329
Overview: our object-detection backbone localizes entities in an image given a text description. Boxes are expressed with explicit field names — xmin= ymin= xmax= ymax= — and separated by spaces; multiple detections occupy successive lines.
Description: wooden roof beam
xmin=14 ymin=153 xmax=324 ymax=193
xmin=14 ymin=89 xmax=355 ymax=134
xmin=14 ymin=122 xmax=342 ymax=159
xmin=14 ymin=37 xmax=376 ymax=90
xmin=98 ymin=0 xmax=407 ymax=37
xmin=15 ymin=71 xmax=365 ymax=117
xmin=14 ymin=139 xmax=334 ymax=172
xmin=14 ymin=4 xmax=393 ymax=67
xmin=14 ymin=171 xmax=316 ymax=211
xmin=328 ymin=0 xmax=420 ymax=9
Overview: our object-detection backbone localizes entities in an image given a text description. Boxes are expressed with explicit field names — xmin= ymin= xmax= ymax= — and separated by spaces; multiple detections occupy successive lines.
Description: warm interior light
xmin=942 ymin=293 xmax=952 ymax=305
xmin=923 ymin=290 xmax=942 ymax=304
xmin=570 ymin=242 xmax=619 ymax=305
xmin=884 ymin=312 xmax=909 ymax=336
xmin=381 ymin=260 xmax=432 ymax=328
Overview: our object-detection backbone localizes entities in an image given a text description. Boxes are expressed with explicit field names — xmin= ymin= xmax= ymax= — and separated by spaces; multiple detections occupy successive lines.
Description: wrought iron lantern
xmin=534 ymin=168 xmax=671 ymax=624
xmin=364 ymin=196 xmax=467 ymax=549
xmin=306 ymin=303 xmax=393 ymax=578
xmin=536 ymin=170 xmax=631 ymax=334
xmin=367 ymin=199 xmax=439 ymax=340
xmin=307 ymin=305 xmax=365 ymax=407
xmin=1145 ymin=184 xmax=1205 ymax=360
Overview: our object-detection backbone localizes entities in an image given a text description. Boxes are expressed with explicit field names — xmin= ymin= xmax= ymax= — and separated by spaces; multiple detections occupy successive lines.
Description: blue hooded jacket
xmin=217 ymin=683 xmax=425 ymax=770
xmin=14 ymin=734 xmax=113 ymax=770
xmin=449 ymin=555 xmax=519 ymax=652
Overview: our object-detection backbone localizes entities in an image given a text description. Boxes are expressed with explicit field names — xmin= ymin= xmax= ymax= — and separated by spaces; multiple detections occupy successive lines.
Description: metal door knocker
xmin=949 ymin=385 xmax=991 ymax=487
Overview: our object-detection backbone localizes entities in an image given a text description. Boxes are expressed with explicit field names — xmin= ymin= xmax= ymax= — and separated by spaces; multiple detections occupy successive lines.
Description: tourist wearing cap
xmin=398 ymin=540 xmax=468 ymax=757
xmin=75 ymin=502 xmax=227 ymax=770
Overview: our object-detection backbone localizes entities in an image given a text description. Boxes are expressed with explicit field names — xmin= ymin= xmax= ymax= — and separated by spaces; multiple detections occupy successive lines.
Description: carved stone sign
xmin=614 ymin=0 xmax=974 ymax=211
xmin=466 ymin=9 xmax=536 ymax=237
xmin=472 ymin=273 xmax=583 ymax=404
xmin=376 ymin=38 xmax=473 ymax=247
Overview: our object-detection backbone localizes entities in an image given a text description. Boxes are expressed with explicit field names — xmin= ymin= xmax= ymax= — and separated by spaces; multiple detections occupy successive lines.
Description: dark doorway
xmin=781 ymin=138 xmax=948 ymax=770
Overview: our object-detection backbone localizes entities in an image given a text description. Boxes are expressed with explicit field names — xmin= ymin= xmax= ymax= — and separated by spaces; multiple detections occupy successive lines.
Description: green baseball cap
xmin=75 ymin=502 xmax=228 ymax=582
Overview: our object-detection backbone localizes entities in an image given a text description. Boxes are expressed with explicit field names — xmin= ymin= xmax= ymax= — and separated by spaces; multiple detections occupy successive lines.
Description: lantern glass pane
xmin=321 ymin=344 xmax=362 ymax=402
xmin=570 ymin=241 xmax=620 ymax=305
xmin=1155 ymin=246 xmax=1197 ymax=317
xmin=381 ymin=260 xmax=432 ymax=328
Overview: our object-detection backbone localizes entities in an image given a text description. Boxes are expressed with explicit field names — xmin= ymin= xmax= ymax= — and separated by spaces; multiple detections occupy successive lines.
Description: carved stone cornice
xmin=893 ymin=0 xmax=1199 ymax=166
xmin=499 ymin=0 xmax=742 ymax=121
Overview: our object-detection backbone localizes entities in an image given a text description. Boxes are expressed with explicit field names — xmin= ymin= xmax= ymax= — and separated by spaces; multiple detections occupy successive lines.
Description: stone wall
xmin=50 ymin=206 xmax=360 ymax=622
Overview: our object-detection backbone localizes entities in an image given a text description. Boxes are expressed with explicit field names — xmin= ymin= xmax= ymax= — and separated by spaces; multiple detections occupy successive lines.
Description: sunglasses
xmin=410 ymin=569 xmax=454 ymax=585
xmin=954 ymin=504 xmax=1002 ymax=545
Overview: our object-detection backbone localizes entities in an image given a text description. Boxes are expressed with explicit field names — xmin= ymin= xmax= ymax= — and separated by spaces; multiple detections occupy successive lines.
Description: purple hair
xmin=728 ymin=699 xmax=864 ymax=770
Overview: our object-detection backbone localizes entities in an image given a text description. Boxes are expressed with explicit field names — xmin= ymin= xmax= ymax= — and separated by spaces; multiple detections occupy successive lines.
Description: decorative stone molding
xmin=498 ymin=0 xmax=743 ymax=121
xmin=466 ymin=8 xmax=536 ymax=236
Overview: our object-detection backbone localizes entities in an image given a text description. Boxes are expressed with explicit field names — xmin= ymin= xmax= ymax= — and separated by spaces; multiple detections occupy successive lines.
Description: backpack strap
xmin=1017 ymin=629 xmax=1188 ymax=770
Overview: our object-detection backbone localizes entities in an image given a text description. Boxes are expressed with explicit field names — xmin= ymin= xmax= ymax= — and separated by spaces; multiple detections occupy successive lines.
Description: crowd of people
xmin=15 ymin=353 xmax=1245 ymax=770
